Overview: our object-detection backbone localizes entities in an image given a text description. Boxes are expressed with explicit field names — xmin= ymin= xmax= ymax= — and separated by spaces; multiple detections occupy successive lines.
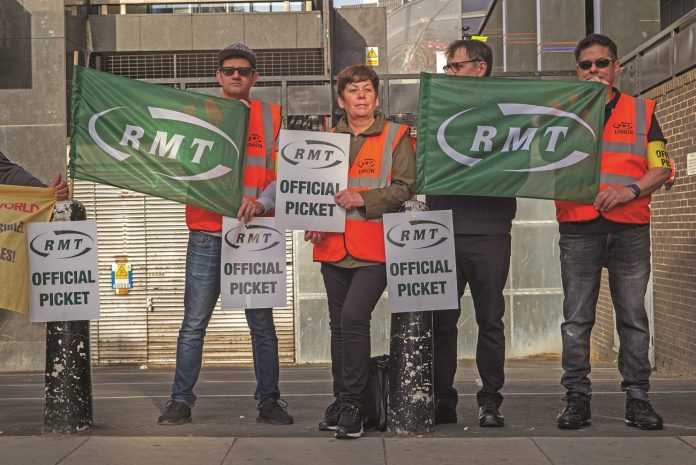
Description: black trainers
xmin=557 ymin=394 xmax=591 ymax=429
xmin=625 ymin=398 xmax=663 ymax=430
xmin=335 ymin=402 xmax=363 ymax=439
xmin=257 ymin=397 xmax=294 ymax=425
xmin=434 ymin=400 xmax=457 ymax=425
xmin=157 ymin=400 xmax=192 ymax=425
xmin=478 ymin=404 xmax=505 ymax=427
xmin=318 ymin=399 xmax=341 ymax=431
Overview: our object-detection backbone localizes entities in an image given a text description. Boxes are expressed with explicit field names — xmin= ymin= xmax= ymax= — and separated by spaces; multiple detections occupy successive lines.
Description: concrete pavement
xmin=1 ymin=360 xmax=695 ymax=464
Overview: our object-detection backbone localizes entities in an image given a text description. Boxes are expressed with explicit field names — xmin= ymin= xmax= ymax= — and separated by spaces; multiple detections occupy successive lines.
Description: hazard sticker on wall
xmin=366 ymin=47 xmax=379 ymax=66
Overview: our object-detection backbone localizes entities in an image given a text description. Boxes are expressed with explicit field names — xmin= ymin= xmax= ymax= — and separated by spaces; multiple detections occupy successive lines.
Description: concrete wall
xmin=88 ymin=12 xmax=322 ymax=53
xmin=0 ymin=0 xmax=70 ymax=372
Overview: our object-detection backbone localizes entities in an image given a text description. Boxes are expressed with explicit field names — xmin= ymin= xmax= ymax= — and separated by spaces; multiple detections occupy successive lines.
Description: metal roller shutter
xmin=73 ymin=181 xmax=295 ymax=366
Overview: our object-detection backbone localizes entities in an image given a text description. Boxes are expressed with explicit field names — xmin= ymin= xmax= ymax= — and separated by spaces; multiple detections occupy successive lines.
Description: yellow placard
xmin=0 ymin=185 xmax=56 ymax=315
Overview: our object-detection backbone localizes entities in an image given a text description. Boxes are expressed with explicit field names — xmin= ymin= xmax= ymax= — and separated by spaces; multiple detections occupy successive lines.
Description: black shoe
xmin=257 ymin=397 xmax=294 ymax=425
xmin=478 ymin=404 xmax=505 ymax=427
xmin=157 ymin=400 xmax=192 ymax=425
xmin=625 ymin=398 xmax=663 ymax=430
xmin=335 ymin=402 xmax=363 ymax=439
xmin=434 ymin=401 xmax=457 ymax=425
xmin=557 ymin=394 xmax=591 ymax=429
xmin=318 ymin=399 xmax=341 ymax=431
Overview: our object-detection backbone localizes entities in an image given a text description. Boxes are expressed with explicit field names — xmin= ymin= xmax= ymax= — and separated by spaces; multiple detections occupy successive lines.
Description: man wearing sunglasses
xmin=555 ymin=34 xmax=671 ymax=431
xmin=428 ymin=39 xmax=516 ymax=429
xmin=158 ymin=43 xmax=293 ymax=427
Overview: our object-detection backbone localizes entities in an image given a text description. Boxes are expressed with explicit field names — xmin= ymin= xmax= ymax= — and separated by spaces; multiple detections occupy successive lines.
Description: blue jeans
xmin=171 ymin=230 xmax=281 ymax=408
xmin=559 ymin=226 xmax=652 ymax=401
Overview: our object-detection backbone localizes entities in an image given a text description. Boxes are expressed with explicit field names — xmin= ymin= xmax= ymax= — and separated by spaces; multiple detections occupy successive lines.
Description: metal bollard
xmin=44 ymin=200 xmax=93 ymax=433
xmin=387 ymin=200 xmax=434 ymax=435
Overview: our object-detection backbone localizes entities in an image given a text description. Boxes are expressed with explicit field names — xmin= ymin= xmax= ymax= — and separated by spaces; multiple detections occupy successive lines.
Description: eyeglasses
xmin=218 ymin=66 xmax=254 ymax=77
xmin=442 ymin=59 xmax=480 ymax=73
xmin=576 ymin=58 xmax=615 ymax=70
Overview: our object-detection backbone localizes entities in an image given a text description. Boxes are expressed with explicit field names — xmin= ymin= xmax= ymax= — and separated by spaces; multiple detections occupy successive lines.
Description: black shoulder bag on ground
xmin=362 ymin=354 xmax=389 ymax=432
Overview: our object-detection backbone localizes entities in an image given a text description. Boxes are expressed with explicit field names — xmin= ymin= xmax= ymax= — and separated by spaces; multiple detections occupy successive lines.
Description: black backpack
xmin=362 ymin=354 xmax=389 ymax=431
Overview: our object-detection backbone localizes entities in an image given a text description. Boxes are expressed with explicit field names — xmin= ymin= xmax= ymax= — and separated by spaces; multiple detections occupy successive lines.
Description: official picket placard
xmin=384 ymin=210 xmax=458 ymax=313
xmin=221 ymin=216 xmax=287 ymax=309
xmin=275 ymin=129 xmax=349 ymax=232
xmin=27 ymin=220 xmax=100 ymax=322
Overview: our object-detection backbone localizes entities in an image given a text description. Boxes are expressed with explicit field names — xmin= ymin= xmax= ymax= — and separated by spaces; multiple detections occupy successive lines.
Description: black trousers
xmin=433 ymin=234 xmax=511 ymax=409
xmin=321 ymin=263 xmax=387 ymax=406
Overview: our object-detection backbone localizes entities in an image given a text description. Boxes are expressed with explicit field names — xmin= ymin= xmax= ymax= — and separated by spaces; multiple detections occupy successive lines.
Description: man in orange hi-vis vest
xmin=158 ymin=44 xmax=293 ymax=427
xmin=555 ymin=34 xmax=671 ymax=431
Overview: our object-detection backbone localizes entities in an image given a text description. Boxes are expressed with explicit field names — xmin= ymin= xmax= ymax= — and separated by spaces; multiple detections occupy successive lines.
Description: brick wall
xmin=593 ymin=68 xmax=696 ymax=374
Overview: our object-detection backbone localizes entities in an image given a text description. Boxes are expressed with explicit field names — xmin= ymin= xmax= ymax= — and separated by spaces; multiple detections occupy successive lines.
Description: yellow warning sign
xmin=471 ymin=35 xmax=488 ymax=42
xmin=115 ymin=265 xmax=128 ymax=279
xmin=366 ymin=47 xmax=379 ymax=66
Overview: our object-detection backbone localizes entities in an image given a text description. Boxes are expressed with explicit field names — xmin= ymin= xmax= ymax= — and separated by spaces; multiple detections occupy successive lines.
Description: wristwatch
xmin=626 ymin=184 xmax=641 ymax=199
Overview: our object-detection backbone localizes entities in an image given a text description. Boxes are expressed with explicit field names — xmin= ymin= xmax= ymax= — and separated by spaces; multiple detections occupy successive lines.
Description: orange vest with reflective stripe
xmin=313 ymin=121 xmax=409 ymax=263
xmin=555 ymin=94 xmax=654 ymax=224
xmin=186 ymin=100 xmax=281 ymax=232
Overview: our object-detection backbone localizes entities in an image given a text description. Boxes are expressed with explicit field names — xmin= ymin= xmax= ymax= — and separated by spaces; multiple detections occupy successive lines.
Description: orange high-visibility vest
xmin=555 ymin=94 xmax=655 ymax=224
xmin=186 ymin=100 xmax=281 ymax=232
xmin=314 ymin=121 xmax=410 ymax=263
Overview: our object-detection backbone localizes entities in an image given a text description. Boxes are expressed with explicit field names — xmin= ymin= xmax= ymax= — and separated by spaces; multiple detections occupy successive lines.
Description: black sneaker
xmin=557 ymin=394 xmax=591 ymax=429
xmin=157 ymin=400 xmax=192 ymax=425
xmin=335 ymin=402 xmax=363 ymax=439
xmin=625 ymin=398 xmax=663 ymax=430
xmin=478 ymin=404 xmax=505 ymax=427
xmin=318 ymin=399 xmax=341 ymax=431
xmin=434 ymin=400 xmax=457 ymax=425
xmin=257 ymin=397 xmax=294 ymax=425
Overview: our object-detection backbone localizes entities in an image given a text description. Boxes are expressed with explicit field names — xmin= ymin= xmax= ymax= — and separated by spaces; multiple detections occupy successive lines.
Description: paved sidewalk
xmin=1 ymin=360 xmax=695 ymax=464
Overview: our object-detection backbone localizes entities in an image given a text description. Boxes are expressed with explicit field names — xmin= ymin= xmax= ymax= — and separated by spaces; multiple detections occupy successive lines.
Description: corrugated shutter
xmin=73 ymin=181 xmax=295 ymax=366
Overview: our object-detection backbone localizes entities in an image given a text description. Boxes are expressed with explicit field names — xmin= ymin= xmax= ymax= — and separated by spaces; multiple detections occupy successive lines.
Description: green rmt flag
xmin=69 ymin=66 xmax=249 ymax=216
xmin=416 ymin=73 xmax=606 ymax=203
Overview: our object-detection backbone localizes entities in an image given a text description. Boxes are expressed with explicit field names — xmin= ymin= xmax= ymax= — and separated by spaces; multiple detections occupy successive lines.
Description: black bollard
xmin=387 ymin=200 xmax=434 ymax=435
xmin=44 ymin=200 xmax=93 ymax=433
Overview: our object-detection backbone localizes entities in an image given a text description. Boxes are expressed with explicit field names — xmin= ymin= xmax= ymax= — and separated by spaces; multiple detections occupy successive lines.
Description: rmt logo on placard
xmin=30 ymin=230 xmax=95 ymax=259
xmin=280 ymin=139 xmax=346 ymax=169
xmin=225 ymin=223 xmax=284 ymax=252
xmin=386 ymin=220 xmax=450 ymax=249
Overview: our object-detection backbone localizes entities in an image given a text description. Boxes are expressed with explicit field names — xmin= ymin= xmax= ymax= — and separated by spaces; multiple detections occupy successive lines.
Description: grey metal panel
xmin=601 ymin=0 xmax=660 ymax=59
xmin=140 ymin=15 xmax=193 ymax=51
xmin=65 ymin=15 xmax=86 ymax=51
xmin=89 ymin=15 xmax=142 ymax=52
xmin=296 ymin=12 xmax=323 ymax=49
xmin=191 ymin=14 xmax=245 ymax=50
xmin=539 ymin=0 xmax=584 ymax=71
xmin=481 ymin=0 xmax=504 ymax=74
xmin=250 ymin=86 xmax=282 ymax=105
xmin=335 ymin=8 xmax=388 ymax=76
xmin=617 ymin=58 xmax=639 ymax=97
xmin=244 ymin=13 xmax=298 ymax=49
xmin=675 ymin=20 xmax=696 ymax=74
xmin=388 ymin=81 xmax=419 ymax=114
xmin=504 ymin=0 xmax=537 ymax=72
xmin=287 ymin=85 xmax=331 ymax=115
xmin=638 ymin=37 xmax=673 ymax=91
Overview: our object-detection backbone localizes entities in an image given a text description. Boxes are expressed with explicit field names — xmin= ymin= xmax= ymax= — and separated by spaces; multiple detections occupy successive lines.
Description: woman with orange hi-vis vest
xmin=306 ymin=65 xmax=416 ymax=439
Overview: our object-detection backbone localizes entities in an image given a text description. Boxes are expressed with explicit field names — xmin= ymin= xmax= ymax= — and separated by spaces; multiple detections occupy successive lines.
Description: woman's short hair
xmin=337 ymin=64 xmax=380 ymax=98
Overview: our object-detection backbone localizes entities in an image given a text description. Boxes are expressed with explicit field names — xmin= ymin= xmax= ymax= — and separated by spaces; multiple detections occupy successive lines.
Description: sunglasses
xmin=442 ymin=59 xmax=480 ymax=73
xmin=218 ymin=66 xmax=254 ymax=77
xmin=576 ymin=58 xmax=615 ymax=70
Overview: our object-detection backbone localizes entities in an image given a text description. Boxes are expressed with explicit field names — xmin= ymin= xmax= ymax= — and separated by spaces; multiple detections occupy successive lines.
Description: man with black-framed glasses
xmin=158 ymin=43 xmax=293 ymax=427
xmin=427 ymin=39 xmax=516 ymax=428
xmin=555 ymin=33 xmax=671 ymax=431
